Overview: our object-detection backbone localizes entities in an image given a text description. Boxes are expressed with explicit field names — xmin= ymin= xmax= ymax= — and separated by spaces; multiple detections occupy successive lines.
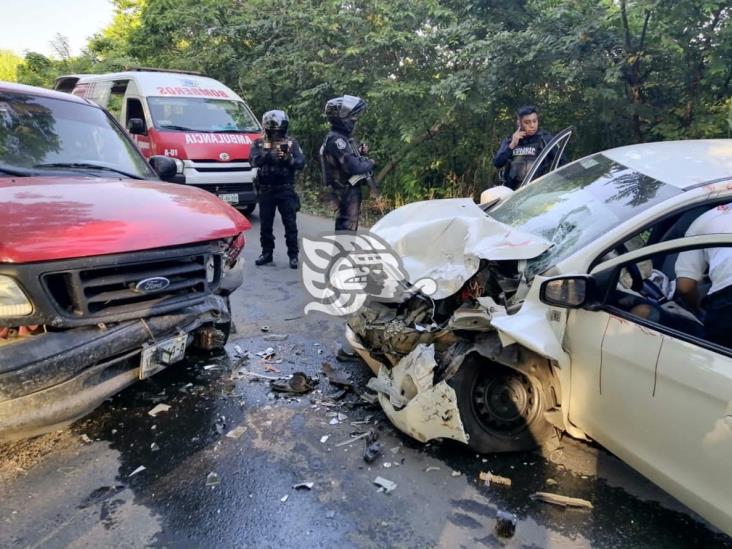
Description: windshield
xmin=489 ymin=154 xmax=681 ymax=277
xmin=148 ymin=97 xmax=260 ymax=133
xmin=0 ymin=92 xmax=154 ymax=179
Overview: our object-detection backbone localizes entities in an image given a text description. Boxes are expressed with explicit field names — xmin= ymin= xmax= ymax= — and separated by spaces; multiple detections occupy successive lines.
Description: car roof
xmin=73 ymin=71 xmax=242 ymax=100
xmin=0 ymin=80 xmax=94 ymax=105
xmin=601 ymin=139 xmax=732 ymax=190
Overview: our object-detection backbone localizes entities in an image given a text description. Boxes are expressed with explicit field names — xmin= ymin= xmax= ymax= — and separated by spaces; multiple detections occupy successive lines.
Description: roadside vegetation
xmin=7 ymin=0 xmax=732 ymax=215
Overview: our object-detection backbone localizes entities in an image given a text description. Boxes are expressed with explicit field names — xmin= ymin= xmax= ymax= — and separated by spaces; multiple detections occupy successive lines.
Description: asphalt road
xmin=1 ymin=209 xmax=731 ymax=548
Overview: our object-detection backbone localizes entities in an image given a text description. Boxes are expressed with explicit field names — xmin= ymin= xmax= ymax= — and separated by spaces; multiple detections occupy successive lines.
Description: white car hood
xmin=371 ymin=198 xmax=551 ymax=299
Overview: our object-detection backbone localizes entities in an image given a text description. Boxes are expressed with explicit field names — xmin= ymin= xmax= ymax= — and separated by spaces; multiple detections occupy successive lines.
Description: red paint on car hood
xmin=0 ymin=176 xmax=251 ymax=263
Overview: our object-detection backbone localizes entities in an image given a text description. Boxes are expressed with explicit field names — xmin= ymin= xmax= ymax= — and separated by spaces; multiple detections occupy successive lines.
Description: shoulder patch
xmin=335 ymin=138 xmax=347 ymax=150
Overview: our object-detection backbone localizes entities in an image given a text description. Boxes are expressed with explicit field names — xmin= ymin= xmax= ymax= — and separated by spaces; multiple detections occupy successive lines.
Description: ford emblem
xmin=219 ymin=152 xmax=230 ymax=161
xmin=134 ymin=277 xmax=170 ymax=293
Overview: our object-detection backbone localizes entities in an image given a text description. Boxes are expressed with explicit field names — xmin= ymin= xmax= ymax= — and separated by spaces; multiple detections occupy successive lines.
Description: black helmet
xmin=324 ymin=95 xmax=366 ymax=122
xmin=324 ymin=96 xmax=366 ymax=135
xmin=262 ymin=110 xmax=289 ymax=137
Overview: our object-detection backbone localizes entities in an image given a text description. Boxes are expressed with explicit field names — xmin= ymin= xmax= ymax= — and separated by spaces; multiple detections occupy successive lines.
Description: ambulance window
xmin=107 ymin=80 xmax=129 ymax=120
xmin=126 ymin=98 xmax=146 ymax=132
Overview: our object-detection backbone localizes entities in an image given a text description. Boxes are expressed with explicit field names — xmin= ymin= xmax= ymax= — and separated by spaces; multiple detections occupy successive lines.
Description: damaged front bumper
xmin=0 ymin=295 xmax=229 ymax=441
xmin=363 ymin=341 xmax=468 ymax=444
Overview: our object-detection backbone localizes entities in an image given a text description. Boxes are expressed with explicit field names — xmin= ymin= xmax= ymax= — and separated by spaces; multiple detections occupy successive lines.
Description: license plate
xmin=139 ymin=333 xmax=188 ymax=379
xmin=220 ymin=193 xmax=239 ymax=204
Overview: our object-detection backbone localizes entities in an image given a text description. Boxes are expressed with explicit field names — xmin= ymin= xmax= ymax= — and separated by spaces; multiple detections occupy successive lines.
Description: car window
xmin=605 ymin=243 xmax=732 ymax=351
xmin=147 ymin=97 xmax=260 ymax=133
xmin=0 ymin=92 xmax=155 ymax=179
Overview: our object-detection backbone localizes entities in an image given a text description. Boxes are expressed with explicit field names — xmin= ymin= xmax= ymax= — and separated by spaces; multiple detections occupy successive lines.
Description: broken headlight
xmin=0 ymin=276 xmax=33 ymax=317
xmin=225 ymin=232 xmax=246 ymax=268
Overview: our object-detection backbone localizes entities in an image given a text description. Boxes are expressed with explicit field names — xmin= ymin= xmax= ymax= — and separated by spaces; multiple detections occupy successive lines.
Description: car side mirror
xmin=127 ymin=118 xmax=146 ymax=135
xmin=149 ymin=155 xmax=177 ymax=182
xmin=479 ymin=185 xmax=514 ymax=208
xmin=540 ymin=276 xmax=593 ymax=309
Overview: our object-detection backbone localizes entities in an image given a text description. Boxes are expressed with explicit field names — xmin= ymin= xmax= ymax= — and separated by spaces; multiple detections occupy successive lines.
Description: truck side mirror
xmin=539 ymin=276 xmax=594 ymax=309
xmin=149 ymin=155 xmax=177 ymax=182
xmin=127 ymin=118 xmax=146 ymax=135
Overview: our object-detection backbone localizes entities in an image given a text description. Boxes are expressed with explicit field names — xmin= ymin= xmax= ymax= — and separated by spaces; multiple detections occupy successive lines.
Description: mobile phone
xmin=280 ymin=143 xmax=289 ymax=153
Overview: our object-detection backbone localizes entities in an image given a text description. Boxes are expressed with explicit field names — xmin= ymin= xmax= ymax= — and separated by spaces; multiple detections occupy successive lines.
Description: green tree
xmin=0 ymin=50 xmax=23 ymax=82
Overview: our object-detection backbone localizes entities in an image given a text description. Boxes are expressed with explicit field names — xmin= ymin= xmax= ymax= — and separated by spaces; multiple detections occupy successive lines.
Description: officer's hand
xmin=509 ymin=129 xmax=526 ymax=149
xmin=359 ymin=143 xmax=369 ymax=156
xmin=276 ymin=148 xmax=286 ymax=159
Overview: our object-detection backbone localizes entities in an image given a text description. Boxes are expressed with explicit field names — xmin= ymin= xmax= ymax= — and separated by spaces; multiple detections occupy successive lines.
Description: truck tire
xmin=238 ymin=204 xmax=256 ymax=216
xmin=449 ymin=356 xmax=554 ymax=453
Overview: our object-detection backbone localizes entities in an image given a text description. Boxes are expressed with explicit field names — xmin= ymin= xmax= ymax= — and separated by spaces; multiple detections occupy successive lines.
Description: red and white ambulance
xmin=55 ymin=69 xmax=262 ymax=214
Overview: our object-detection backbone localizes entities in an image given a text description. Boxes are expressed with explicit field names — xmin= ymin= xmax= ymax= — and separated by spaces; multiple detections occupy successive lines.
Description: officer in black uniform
xmin=251 ymin=110 xmax=305 ymax=269
xmin=320 ymin=95 xmax=376 ymax=231
xmin=493 ymin=105 xmax=554 ymax=190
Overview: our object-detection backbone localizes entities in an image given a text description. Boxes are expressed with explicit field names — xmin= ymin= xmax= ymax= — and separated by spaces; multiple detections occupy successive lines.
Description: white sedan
xmin=347 ymin=139 xmax=732 ymax=535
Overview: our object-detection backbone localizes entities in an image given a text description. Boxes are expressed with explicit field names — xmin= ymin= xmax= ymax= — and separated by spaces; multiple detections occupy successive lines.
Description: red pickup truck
xmin=0 ymin=82 xmax=251 ymax=440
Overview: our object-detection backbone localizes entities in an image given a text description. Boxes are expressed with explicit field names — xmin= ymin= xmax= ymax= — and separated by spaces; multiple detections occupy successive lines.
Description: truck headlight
xmin=0 ymin=276 xmax=32 ymax=317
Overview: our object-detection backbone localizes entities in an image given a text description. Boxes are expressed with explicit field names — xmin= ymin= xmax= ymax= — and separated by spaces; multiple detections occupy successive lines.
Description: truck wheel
xmin=238 ymin=204 xmax=256 ymax=216
xmin=449 ymin=357 xmax=554 ymax=453
xmin=190 ymin=298 xmax=232 ymax=352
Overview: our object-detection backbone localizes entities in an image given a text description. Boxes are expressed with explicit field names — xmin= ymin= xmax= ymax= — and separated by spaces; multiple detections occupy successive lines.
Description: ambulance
xmin=54 ymin=69 xmax=262 ymax=214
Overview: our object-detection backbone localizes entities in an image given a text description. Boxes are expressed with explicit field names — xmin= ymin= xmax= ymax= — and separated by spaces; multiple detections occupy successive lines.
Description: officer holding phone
xmin=250 ymin=110 xmax=305 ymax=269
xmin=493 ymin=105 xmax=554 ymax=190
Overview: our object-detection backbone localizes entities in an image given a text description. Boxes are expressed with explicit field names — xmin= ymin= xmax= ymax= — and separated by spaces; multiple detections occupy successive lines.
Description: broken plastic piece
xmin=226 ymin=426 xmax=247 ymax=439
xmin=495 ymin=510 xmax=517 ymax=538
xmin=320 ymin=435 xmax=330 ymax=443
xmin=80 ymin=434 xmax=92 ymax=444
xmin=264 ymin=334 xmax=288 ymax=341
xmin=425 ymin=466 xmax=440 ymax=472
xmin=479 ymin=471 xmax=512 ymax=487
xmin=206 ymin=472 xmax=221 ymax=486
xmin=150 ymin=442 xmax=160 ymax=452
xmin=147 ymin=404 xmax=171 ymax=417
xmin=261 ymin=326 xmax=271 ymax=332
xmin=530 ymin=492 xmax=593 ymax=509
xmin=280 ymin=495 xmax=289 ymax=502
xmin=364 ymin=431 xmax=383 ymax=464
xmin=270 ymin=372 xmax=317 ymax=394
xmin=322 ymin=362 xmax=353 ymax=387
xmin=373 ymin=476 xmax=397 ymax=494
xmin=129 ymin=465 xmax=146 ymax=477
xmin=451 ymin=470 xmax=462 ymax=477
xmin=293 ymin=482 xmax=314 ymax=490
xmin=256 ymin=347 xmax=276 ymax=359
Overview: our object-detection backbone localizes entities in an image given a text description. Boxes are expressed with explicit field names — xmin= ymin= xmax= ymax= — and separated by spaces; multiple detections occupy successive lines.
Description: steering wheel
xmin=617 ymin=244 xmax=644 ymax=292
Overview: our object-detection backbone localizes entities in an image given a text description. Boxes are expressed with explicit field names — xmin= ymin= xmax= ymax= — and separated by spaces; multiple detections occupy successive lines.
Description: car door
xmin=518 ymin=126 xmax=574 ymax=188
xmin=559 ymin=233 xmax=732 ymax=533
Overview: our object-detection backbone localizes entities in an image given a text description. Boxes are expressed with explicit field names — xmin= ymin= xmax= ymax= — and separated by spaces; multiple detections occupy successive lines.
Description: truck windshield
xmin=489 ymin=154 xmax=682 ymax=277
xmin=0 ymin=92 xmax=155 ymax=179
xmin=148 ymin=97 xmax=260 ymax=133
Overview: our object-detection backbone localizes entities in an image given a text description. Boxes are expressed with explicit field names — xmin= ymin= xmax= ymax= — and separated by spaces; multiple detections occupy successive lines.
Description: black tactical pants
xmin=334 ymin=184 xmax=362 ymax=232
xmin=259 ymin=184 xmax=299 ymax=258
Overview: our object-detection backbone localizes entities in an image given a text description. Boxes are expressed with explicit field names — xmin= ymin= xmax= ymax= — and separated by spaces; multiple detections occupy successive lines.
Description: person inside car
xmin=675 ymin=203 xmax=732 ymax=347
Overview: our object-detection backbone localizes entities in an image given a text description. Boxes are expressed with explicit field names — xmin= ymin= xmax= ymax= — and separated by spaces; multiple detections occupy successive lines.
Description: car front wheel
xmin=449 ymin=357 xmax=555 ymax=453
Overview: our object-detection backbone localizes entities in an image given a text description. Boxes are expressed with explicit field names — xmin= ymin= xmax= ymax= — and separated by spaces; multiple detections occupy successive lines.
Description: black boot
xmin=255 ymin=253 xmax=273 ymax=266
xmin=289 ymin=256 xmax=298 ymax=269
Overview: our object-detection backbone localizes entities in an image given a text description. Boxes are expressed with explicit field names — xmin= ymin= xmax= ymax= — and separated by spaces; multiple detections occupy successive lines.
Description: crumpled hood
xmin=371 ymin=198 xmax=551 ymax=299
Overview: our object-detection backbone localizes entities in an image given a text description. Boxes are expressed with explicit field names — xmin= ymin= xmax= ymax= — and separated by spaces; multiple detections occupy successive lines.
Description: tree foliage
xmin=12 ymin=0 xmax=732 ymax=205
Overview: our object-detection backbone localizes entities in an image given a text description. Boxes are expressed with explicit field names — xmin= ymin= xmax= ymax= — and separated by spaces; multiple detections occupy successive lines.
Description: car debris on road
xmin=530 ymin=492 xmax=593 ymax=509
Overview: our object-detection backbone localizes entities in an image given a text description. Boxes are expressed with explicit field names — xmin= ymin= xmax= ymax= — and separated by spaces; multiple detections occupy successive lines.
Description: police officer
xmin=251 ymin=110 xmax=305 ymax=269
xmin=493 ymin=105 xmax=554 ymax=190
xmin=320 ymin=95 xmax=376 ymax=231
